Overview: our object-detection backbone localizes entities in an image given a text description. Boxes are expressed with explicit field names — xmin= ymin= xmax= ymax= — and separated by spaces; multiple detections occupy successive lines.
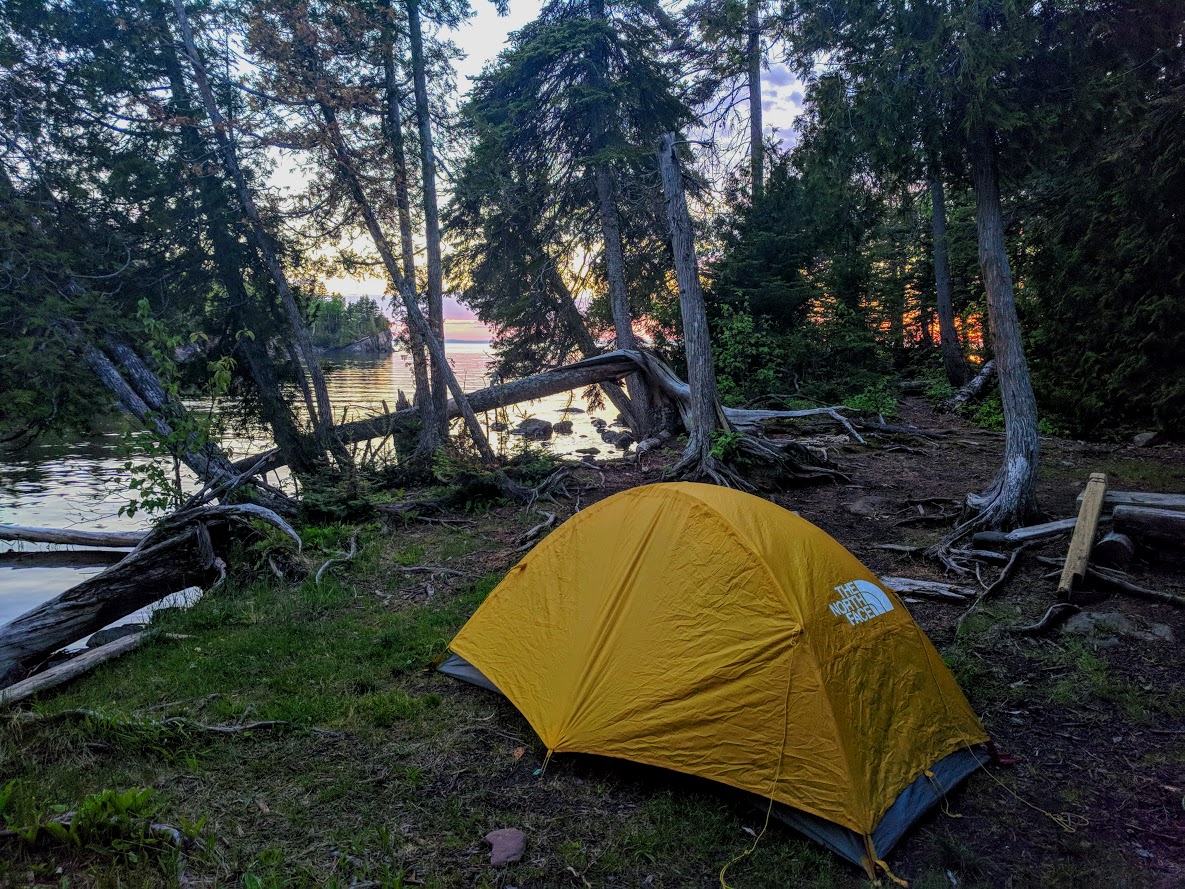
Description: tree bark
xmin=746 ymin=0 xmax=763 ymax=202
xmin=380 ymin=5 xmax=434 ymax=431
xmin=317 ymin=103 xmax=496 ymax=463
xmin=657 ymin=132 xmax=731 ymax=478
xmin=172 ymin=0 xmax=345 ymax=466
xmin=967 ymin=127 xmax=1040 ymax=528
xmin=157 ymin=25 xmax=319 ymax=475
xmin=942 ymin=358 xmax=995 ymax=412
xmin=930 ymin=173 xmax=967 ymax=386
xmin=594 ymin=168 xmax=654 ymax=435
xmin=406 ymin=0 xmax=449 ymax=449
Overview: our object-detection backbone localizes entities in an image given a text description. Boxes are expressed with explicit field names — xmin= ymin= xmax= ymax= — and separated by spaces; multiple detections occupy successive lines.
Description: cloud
xmin=764 ymin=64 xmax=795 ymax=87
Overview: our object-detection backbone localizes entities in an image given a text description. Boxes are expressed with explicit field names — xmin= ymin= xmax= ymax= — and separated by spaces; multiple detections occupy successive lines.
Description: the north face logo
xmin=829 ymin=579 xmax=894 ymax=626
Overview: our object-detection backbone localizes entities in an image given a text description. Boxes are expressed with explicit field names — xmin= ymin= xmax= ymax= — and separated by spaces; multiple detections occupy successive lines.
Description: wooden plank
xmin=0 ymin=632 xmax=146 ymax=708
xmin=1059 ymin=473 xmax=1108 ymax=598
xmin=1077 ymin=490 xmax=1185 ymax=511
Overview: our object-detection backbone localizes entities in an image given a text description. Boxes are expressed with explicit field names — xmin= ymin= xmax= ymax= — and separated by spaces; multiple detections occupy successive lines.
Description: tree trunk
xmin=317 ymin=103 xmax=496 ymax=463
xmin=406 ymin=0 xmax=449 ymax=450
xmin=381 ymin=7 xmax=434 ymax=433
xmin=657 ymin=132 xmax=730 ymax=478
xmin=930 ymin=173 xmax=967 ymax=386
xmin=0 ymin=524 xmax=216 ymax=684
xmin=156 ymin=26 xmax=320 ymax=475
xmin=543 ymin=263 xmax=638 ymax=430
xmin=747 ymin=0 xmax=763 ymax=202
xmin=594 ymin=168 xmax=654 ymax=436
xmin=967 ymin=127 xmax=1039 ymax=528
xmin=172 ymin=0 xmax=346 ymax=467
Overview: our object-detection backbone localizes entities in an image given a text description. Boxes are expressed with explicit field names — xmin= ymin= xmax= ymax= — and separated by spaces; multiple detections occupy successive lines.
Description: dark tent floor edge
xmin=437 ymin=652 xmax=988 ymax=872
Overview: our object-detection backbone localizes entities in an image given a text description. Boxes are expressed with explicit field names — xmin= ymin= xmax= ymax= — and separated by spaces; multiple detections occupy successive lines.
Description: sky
xmin=324 ymin=1 xmax=805 ymax=341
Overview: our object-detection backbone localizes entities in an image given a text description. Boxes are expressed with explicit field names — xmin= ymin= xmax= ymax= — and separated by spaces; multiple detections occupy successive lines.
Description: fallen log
xmin=1084 ymin=567 xmax=1185 ymax=610
xmin=0 ymin=632 xmax=147 ymax=708
xmin=231 ymin=350 xmax=853 ymax=478
xmin=0 ymin=504 xmax=298 ymax=684
xmin=972 ymin=516 xmax=1084 ymax=549
xmin=1112 ymin=505 xmax=1185 ymax=550
xmin=1059 ymin=473 xmax=1108 ymax=598
xmin=1092 ymin=532 xmax=1135 ymax=569
xmin=0 ymin=524 xmax=145 ymax=549
xmin=0 ymin=550 xmax=130 ymax=570
xmin=1078 ymin=490 xmax=1185 ymax=512
xmin=881 ymin=576 xmax=972 ymax=602
xmin=942 ymin=359 xmax=995 ymax=413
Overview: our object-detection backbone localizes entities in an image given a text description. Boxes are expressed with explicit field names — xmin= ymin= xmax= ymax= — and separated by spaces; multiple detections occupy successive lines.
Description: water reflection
xmin=0 ymin=345 xmax=621 ymax=627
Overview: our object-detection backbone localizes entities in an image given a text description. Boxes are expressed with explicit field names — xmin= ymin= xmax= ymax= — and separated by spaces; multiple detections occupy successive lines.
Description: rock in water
xmin=486 ymin=827 xmax=526 ymax=866
xmin=514 ymin=418 xmax=553 ymax=440
xmin=553 ymin=420 xmax=574 ymax=434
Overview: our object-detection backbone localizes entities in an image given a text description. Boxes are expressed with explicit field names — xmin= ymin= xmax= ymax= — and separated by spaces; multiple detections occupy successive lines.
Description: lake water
xmin=0 ymin=343 xmax=617 ymax=632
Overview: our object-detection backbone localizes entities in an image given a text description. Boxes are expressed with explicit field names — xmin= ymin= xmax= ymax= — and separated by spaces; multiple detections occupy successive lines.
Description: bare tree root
xmin=955 ymin=545 xmax=1028 ymax=633
xmin=1002 ymin=603 xmax=1079 ymax=637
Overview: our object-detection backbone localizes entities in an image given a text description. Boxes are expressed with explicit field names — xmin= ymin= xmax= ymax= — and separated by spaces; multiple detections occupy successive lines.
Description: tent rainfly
xmin=439 ymin=482 xmax=989 ymax=878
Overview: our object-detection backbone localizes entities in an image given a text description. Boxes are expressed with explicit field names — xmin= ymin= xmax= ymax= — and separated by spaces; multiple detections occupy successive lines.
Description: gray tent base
xmin=438 ymin=653 xmax=987 ymax=872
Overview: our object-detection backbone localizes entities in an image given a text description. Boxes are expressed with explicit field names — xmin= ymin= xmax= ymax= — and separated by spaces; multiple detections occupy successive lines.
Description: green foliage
xmin=843 ymin=380 xmax=898 ymax=419
xmin=970 ymin=393 xmax=1005 ymax=432
xmin=309 ymin=294 xmax=390 ymax=350
xmin=707 ymin=429 xmax=746 ymax=463
xmin=0 ymin=781 xmax=182 ymax=864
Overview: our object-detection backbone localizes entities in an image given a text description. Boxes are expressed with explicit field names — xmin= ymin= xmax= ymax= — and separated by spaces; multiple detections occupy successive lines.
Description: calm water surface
xmin=0 ymin=343 xmax=614 ymax=631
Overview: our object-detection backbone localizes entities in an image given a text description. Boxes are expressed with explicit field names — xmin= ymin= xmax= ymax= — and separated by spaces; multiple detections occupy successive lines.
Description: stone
xmin=514 ymin=418 xmax=552 ymax=440
xmin=590 ymin=417 xmax=608 ymax=430
xmin=87 ymin=623 xmax=147 ymax=648
xmin=553 ymin=420 xmax=574 ymax=434
xmin=1062 ymin=610 xmax=1175 ymax=645
xmin=575 ymin=447 xmax=600 ymax=455
xmin=843 ymin=496 xmax=894 ymax=518
xmin=486 ymin=827 xmax=526 ymax=867
xmin=489 ymin=421 xmax=508 ymax=432
xmin=558 ymin=407 xmax=584 ymax=414
xmin=1132 ymin=431 xmax=1164 ymax=447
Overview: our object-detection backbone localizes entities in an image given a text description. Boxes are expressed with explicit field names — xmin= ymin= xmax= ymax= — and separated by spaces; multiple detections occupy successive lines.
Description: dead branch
xmin=1002 ymin=603 xmax=1080 ymax=636
xmin=315 ymin=534 xmax=358 ymax=586
xmin=0 ymin=632 xmax=147 ymax=708
xmin=955 ymin=545 xmax=1028 ymax=633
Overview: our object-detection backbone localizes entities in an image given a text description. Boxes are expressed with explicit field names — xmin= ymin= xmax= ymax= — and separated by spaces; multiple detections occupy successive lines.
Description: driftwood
xmin=0 ymin=504 xmax=299 ymax=685
xmin=1092 ymin=532 xmax=1135 ymax=568
xmin=1084 ymin=566 xmax=1185 ymax=610
xmin=1112 ymin=505 xmax=1185 ymax=550
xmin=881 ymin=576 xmax=972 ymax=602
xmin=0 ymin=524 xmax=145 ymax=548
xmin=1059 ymin=473 xmax=1108 ymax=598
xmin=0 ymin=550 xmax=128 ymax=570
xmin=942 ymin=359 xmax=995 ymax=412
xmin=0 ymin=632 xmax=147 ymax=708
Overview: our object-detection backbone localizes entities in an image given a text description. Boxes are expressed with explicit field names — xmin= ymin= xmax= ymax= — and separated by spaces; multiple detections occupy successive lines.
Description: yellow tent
xmin=439 ymin=482 xmax=988 ymax=875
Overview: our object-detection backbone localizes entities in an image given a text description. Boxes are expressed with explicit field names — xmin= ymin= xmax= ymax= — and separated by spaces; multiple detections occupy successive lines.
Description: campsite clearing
xmin=1 ymin=398 xmax=1183 ymax=888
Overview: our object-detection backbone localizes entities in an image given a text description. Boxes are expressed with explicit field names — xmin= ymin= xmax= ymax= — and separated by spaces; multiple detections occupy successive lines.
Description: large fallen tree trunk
xmin=0 ymin=504 xmax=299 ymax=685
xmin=942 ymin=359 xmax=995 ymax=413
xmin=229 ymin=351 xmax=846 ymax=481
xmin=1112 ymin=505 xmax=1185 ymax=551
xmin=0 ymin=525 xmax=146 ymax=548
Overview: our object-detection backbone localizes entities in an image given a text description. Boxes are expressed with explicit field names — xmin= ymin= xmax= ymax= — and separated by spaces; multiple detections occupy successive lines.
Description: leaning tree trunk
xmin=543 ymin=263 xmax=639 ymax=431
xmin=172 ymin=0 xmax=347 ymax=468
xmin=929 ymin=171 xmax=968 ymax=386
xmin=657 ymin=133 xmax=734 ymax=483
xmin=406 ymin=0 xmax=449 ymax=452
xmin=318 ymin=103 xmax=496 ymax=463
xmin=967 ymin=128 xmax=1039 ymax=529
xmin=594 ymin=168 xmax=655 ymax=436
xmin=746 ymin=0 xmax=763 ymax=203
xmin=381 ymin=8 xmax=435 ymax=436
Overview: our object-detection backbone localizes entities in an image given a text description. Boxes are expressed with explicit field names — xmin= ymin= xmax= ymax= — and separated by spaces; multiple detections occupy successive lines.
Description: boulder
xmin=515 ymin=418 xmax=553 ymax=440
xmin=87 ymin=623 xmax=147 ymax=648
xmin=490 ymin=421 xmax=508 ymax=432
xmin=1063 ymin=611 xmax=1175 ymax=645
xmin=575 ymin=447 xmax=601 ymax=455
xmin=558 ymin=407 xmax=584 ymax=414
xmin=553 ymin=420 xmax=574 ymax=434
xmin=1132 ymin=431 xmax=1164 ymax=447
